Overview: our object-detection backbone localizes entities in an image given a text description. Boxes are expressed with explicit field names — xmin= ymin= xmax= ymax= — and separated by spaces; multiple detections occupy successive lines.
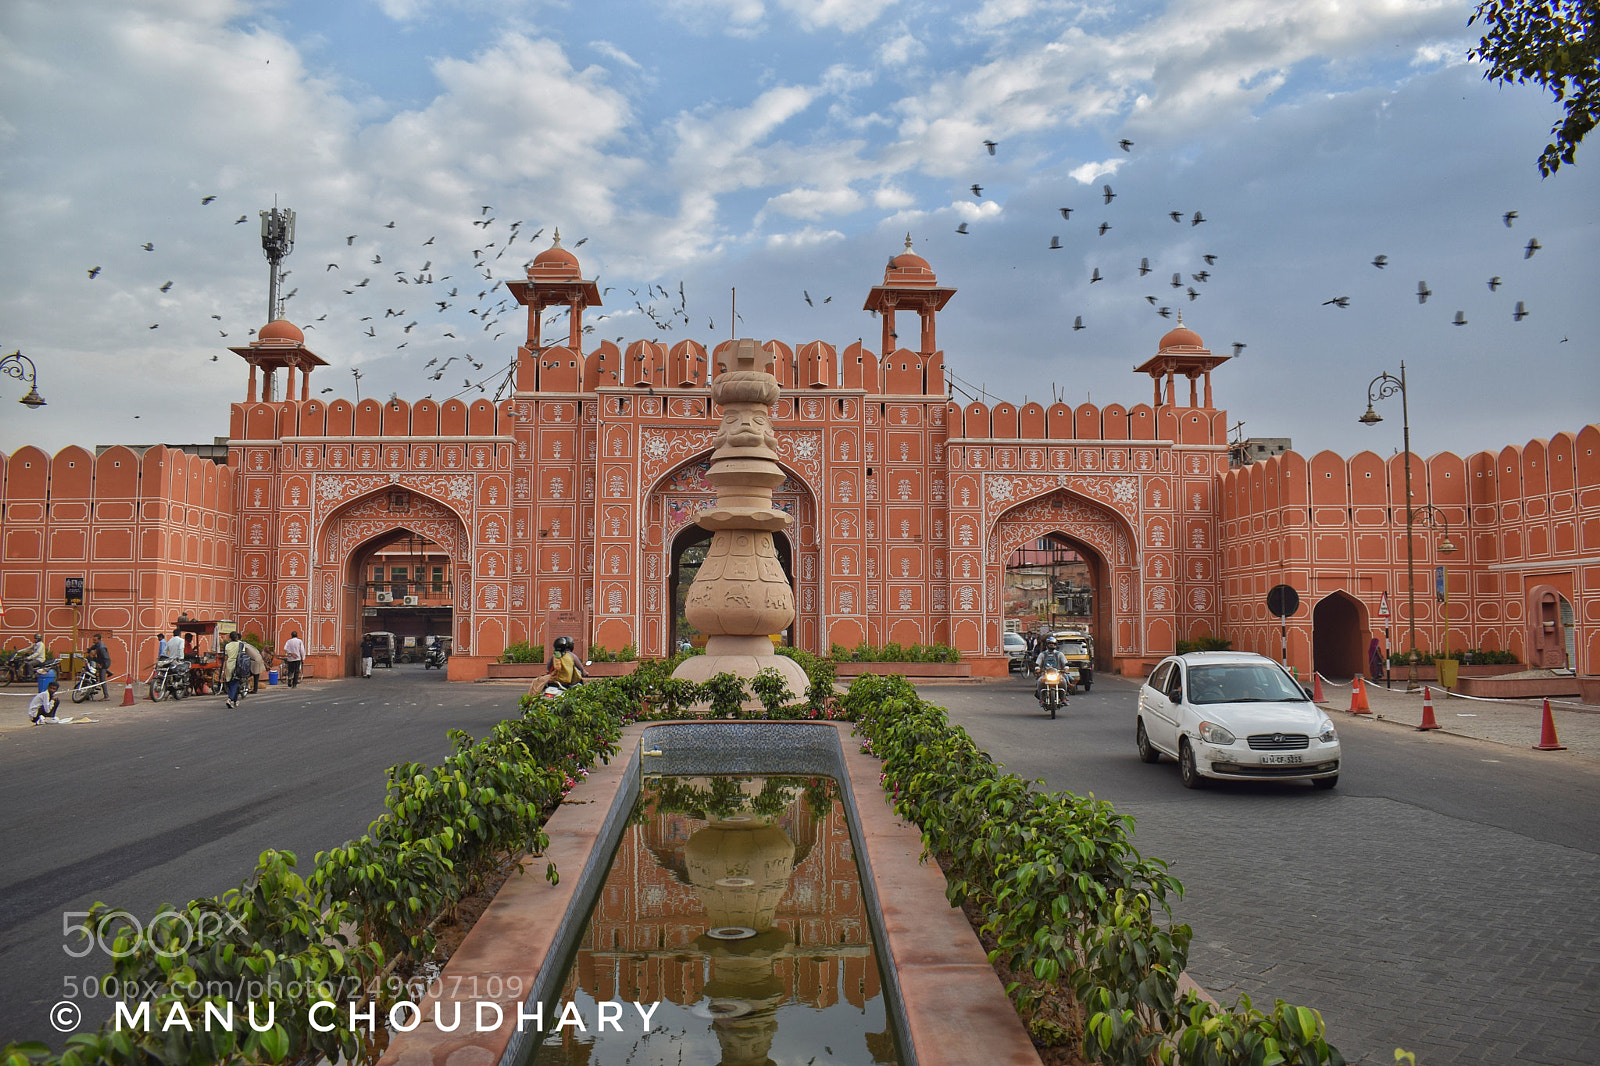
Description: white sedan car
xmin=1135 ymin=652 xmax=1341 ymax=790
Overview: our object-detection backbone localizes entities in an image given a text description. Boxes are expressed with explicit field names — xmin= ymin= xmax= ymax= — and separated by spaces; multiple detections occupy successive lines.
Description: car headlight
xmin=1318 ymin=719 xmax=1338 ymax=743
xmin=1197 ymin=721 xmax=1236 ymax=746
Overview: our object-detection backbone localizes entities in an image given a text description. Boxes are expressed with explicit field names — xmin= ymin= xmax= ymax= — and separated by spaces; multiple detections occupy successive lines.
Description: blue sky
xmin=1 ymin=0 xmax=1595 ymax=458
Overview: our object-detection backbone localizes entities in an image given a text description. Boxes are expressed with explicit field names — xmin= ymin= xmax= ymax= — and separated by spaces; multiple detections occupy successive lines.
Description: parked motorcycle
xmin=70 ymin=660 xmax=112 ymax=704
xmin=149 ymin=658 xmax=190 ymax=701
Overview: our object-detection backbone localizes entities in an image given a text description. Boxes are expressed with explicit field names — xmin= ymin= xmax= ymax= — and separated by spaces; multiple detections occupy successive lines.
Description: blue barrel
xmin=268 ymin=669 xmax=279 ymax=685
xmin=37 ymin=669 xmax=56 ymax=692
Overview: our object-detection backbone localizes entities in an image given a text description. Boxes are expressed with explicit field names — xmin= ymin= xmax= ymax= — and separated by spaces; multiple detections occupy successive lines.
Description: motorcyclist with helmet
xmin=1034 ymin=637 xmax=1067 ymax=705
xmin=546 ymin=636 xmax=587 ymax=691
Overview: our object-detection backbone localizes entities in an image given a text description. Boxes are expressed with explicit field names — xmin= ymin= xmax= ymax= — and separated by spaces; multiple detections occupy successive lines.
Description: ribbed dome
xmin=1158 ymin=324 xmax=1204 ymax=351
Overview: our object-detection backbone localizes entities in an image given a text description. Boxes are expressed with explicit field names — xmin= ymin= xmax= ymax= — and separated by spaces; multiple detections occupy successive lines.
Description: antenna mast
xmin=260 ymin=203 xmax=296 ymax=325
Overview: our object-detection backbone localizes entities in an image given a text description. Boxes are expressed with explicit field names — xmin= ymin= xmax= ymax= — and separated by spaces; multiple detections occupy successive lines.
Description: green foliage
xmin=828 ymin=641 xmax=960 ymax=663
xmin=586 ymin=643 xmax=638 ymax=662
xmin=749 ymin=667 xmax=794 ymax=716
xmin=1164 ymin=993 xmax=1346 ymax=1066
xmin=844 ymin=673 xmax=1344 ymax=1066
xmin=1469 ymin=0 xmax=1598 ymax=175
xmin=777 ymin=645 xmax=839 ymax=713
xmin=701 ymin=672 xmax=749 ymax=717
xmin=1176 ymin=637 xmax=1233 ymax=654
xmin=1457 ymin=647 xmax=1519 ymax=665
xmin=499 ymin=641 xmax=544 ymax=664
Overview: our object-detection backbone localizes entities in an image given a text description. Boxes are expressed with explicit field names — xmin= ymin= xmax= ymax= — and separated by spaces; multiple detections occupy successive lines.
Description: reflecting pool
xmin=530 ymin=774 xmax=902 ymax=1066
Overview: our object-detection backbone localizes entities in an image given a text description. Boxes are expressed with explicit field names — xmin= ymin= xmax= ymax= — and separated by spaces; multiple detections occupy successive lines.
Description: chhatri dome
xmin=528 ymin=228 xmax=584 ymax=281
xmin=256 ymin=318 xmax=305 ymax=344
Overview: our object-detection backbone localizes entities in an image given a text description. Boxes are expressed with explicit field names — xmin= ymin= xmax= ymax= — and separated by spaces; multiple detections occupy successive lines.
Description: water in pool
xmin=530 ymin=774 xmax=902 ymax=1065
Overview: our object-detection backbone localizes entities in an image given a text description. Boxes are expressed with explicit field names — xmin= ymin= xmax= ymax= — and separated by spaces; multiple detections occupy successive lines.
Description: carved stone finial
xmin=550 ymin=227 xmax=562 ymax=248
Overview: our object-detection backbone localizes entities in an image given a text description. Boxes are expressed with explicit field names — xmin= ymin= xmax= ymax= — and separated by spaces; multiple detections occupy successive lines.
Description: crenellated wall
xmin=0 ymin=445 xmax=236 ymax=676
xmin=1218 ymin=426 xmax=1600 ymax=677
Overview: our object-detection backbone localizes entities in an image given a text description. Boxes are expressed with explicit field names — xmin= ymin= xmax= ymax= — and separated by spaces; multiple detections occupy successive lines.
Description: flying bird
xmin=970 ymin=184 xmax=983 ymax=197
xmin=1371 ymin=255 xmax=1388 ymax=269
xmin=1049 ymin=236 xmax=1062 ymax=250
xmin=1186 ymin=287 xmax=1200 ymax=301
xmin=1169 ymin=211 xmax=1183 ymax=223
xmin=1170 ymin=273 xmax=1182 ymax=288
xmin=159 ymin=281 xmax=172 ymax=293
xmin=87 ymin=266 xmax=101 ymax=278
xmin=1139 ymin=258 xmax=1151 ymax=276
xmin=326 ymin=263 xmax=339 ymax=270
xmin=1323 ymin=296 xmax=1350 ymax=308
xmin=1488 ymin=276 xmax=1502 ymax=291
xmin=1416 ymin=281 xmax=1431 ymax=304
xmin=1156 ymin=306 xmax=1172 ymax=318
xmin=983 ymin=140 xmax=997 ymax=155
xmin=321 ymin=387 xmax=334 ymax=394
xmin=234 ymin=215 xmax=248 ymax=224
xmin=1102 ymin=184 xmax=1116 ymax=204
xmin=1191 ymin=211 xmax=1206 ymax=226
xmin=346 ymin=235 xmax=357 ymax=245
xmin=141 ymin=242 xmax=154 ymax=251
xmin=1059 ymin=207 xmax=1073 ymax=219
xmin=423 ymin=236 xmax=435 ymax=245
xmin=1192 ymin=271 xmax=1210 ymax=283
xmin=1513 ymin=301 xmax=1528 ymax=321
xmin=1231 ymin=342 xmax=1246 ymax=356
xmin=1145 ymin=295 xmax=1158 ymax=305
xmin=385 ymin=221 xmax=396 ymax=228
xmin=1090 ymin=267 xmax=1103 ymax=283
xmin=1503 ymin=210 xmax=1518 ymax=227
xmin=1119 ymin=139 xmax=1133 ymax=151
xmin=803 ymin=291 xmax=813 ymax=306
xmin=1203 ymin=254 xmax=1217 ymax=265
xmin=955 ymin=222 xmax=969 ymax=234
xmin=148 ymin=323 xmax=159 ymax=329
xmin=1073 ymin=316 xmax=1085 ymax=330
xmin=1453 ymin=310 xmax=1468 ymax=326
xmin=1524 ymin=238 xmax=1540 ymax=258
xmin=1098 ymin=221 xmax=1111 ymax=236
xmin=200 ymin=195 xmax=216 ymax=205
xmin=573 ymin=237 xmax=588 ymax=247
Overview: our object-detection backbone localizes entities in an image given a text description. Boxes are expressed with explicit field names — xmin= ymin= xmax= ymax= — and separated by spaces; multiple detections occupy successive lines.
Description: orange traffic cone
xmin=1350 ymin=675 xmax=1372 ymax=715
xmin=1532 ymin=698 xmax=1567 ymax=751
xmin=1313 ymin=672 xmax=1326 ymax=703
xmin=1417 ymin=685 xmax=1439 ymax=730
xmin=121 ymin=683 xmax=136 ymax=707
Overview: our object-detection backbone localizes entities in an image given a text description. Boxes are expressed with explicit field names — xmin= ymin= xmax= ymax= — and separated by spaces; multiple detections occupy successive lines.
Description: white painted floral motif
xmin=957 ymin=586 xmax=976 ymax=611
xmin=284 ymin=585 xmax=302 ymax=610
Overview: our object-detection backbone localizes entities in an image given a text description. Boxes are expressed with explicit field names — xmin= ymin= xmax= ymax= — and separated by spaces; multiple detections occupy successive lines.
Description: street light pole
xmin=1361 ymin=362 xmax=1422 ymax=690
xmin=1 ymin=350 xmax=47 ymax=409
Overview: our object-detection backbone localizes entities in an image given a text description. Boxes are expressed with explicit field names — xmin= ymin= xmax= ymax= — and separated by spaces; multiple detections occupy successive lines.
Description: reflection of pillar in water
xmin=684 ymin=814 xmax=797 ymax=1066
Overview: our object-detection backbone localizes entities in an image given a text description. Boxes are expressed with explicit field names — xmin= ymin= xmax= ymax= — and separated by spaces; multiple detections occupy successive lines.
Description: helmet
xmin=1044 ymin=637 xmax=1057 ymax=648
xmin=553 ymin=636 xmax=574 ymax=655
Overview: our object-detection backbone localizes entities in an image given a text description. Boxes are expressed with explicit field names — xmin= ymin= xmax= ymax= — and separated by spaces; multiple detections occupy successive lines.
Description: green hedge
xmin=1175 ymin=637 xmax=1233 ymax=654
xmin=827 ymin=641 xmax=960 ymax=663
xmin=498 ymin=641 xmax=544 ymax=664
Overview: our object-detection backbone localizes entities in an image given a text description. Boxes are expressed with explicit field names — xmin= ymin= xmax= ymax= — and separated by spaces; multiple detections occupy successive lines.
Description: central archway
xmin=667 ymin=524 xmax=796 ymax=652
xmin=1312 ymin=591 xmax=1367 ymax=679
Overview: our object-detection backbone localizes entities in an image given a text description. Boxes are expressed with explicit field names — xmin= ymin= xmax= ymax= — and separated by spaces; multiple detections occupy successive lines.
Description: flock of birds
xmin=1319 ymin=210 xmax=1540 ymax=328
xmin=76 ymin=151 xmax=1563 ymax=415
xmin=953 ymin=137 xmax=1248 ymax=357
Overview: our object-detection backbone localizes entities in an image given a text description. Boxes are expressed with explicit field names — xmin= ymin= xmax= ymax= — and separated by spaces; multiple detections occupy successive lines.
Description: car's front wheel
xmin=1312 ymin=775 xmax=1338 ymax=791
xmin=1179 ymin=739 xmax=1206 ymax=789
xmin=1136 ymin=719 xmax=1161 ymax=763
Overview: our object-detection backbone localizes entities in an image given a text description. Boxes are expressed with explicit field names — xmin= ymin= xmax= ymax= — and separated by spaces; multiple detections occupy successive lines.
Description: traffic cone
xmin=1313 ymin=672 xmax=1325 ymax=703
xmin=1532 ymin=699 xmax=1567 ymax=751
xmin=121 ymin=683 xmax=136 ymax=707
xmin=1417 ymin=686 xmax=1439 ymax=731
xmin=1350 ymin=675 xmax=1372 ymax=714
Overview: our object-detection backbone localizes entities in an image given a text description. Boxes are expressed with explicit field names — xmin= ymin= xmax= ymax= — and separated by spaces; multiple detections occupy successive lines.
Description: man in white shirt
xmin=29 ymin=682 xmax=72 ymax=725
xmin=165 ymin=633 xmax=187 ymax=660
xmin=281 ymin=631 xmax=306 ymax=688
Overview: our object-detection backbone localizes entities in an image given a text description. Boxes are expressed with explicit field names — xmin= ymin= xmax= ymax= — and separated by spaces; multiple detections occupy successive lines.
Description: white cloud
xmin=766 ymin=225 xmax=846 ymax=248
xmin=760 ymin=186 xmax=864 ymax=220
xmin=1069 ymin=157 xmax=1123 ymax=184
xmin=590 ymin=40 xmax=644 ymax=70
xmin=775 ymin=0 xmax=899 ymax=32
xmin=872 ymin=183 xmax=915 ymax=209
xmin=1411 ymin=39 xmax=1470 ymax=68
xmin=662 ymin=0 xmax=897 ymax=34
xmin=876 ymin=30 xmax=924 ymax=67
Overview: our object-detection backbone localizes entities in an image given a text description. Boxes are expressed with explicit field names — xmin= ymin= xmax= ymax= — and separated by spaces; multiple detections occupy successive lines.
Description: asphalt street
xmin=0 ymin=666 xmax=530 ymax=1045
xmin=921 ymin=675 xmax=1600 ymax=1066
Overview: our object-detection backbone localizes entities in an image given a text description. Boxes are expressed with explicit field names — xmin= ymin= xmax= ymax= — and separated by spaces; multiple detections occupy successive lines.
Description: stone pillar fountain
xmin=672 ymin=338 xmax=810 ymax=697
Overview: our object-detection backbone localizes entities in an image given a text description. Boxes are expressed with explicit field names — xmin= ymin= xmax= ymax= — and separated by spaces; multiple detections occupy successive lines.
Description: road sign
xmin=1266 ymin=584 xmax=1299 ymax=618
xmin=1435 ymin=566 xmax=1446 ymax=604
xmin=1378 ymin=591 xmax=1391 ymax=619
xmin=64 ymin=577 xmax=84 ymax=607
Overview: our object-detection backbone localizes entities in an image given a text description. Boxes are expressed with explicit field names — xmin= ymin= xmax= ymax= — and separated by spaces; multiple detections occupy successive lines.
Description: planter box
xmin=834 ymin=661 xmax=972 ymax=679
xmin=1380 ymin=663 xmax=1523 ymax=683
xmin=485 ymin=660 xmax=639 ymax=680
xmin=1579 ymin=677 xmax=1600 ymax=706
xmin=1456 ymin=675 xmax=1582 ymax=699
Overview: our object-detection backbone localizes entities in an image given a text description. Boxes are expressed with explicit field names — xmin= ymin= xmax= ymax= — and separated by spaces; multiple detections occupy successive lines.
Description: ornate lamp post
xmin=1360 ymin=363 xmax=1455 ymax=690
xmin=1412 ymin=504 xmax=1457 ymax=661
xmin=1 ymin=350 xmax=47 ymax=409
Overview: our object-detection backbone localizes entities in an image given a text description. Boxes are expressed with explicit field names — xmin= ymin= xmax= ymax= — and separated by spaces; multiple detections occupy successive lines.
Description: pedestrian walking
xmin=245 ymin=640 xmax=267 ymax=693
xmin=359 ymin=634 xmax=375 ymax=678
xmin=222 ymin=631 xmax=247 ymax=708
xmin=282 ymin=631 xmax=305 ymax=688
xmin=1368 ymin=636 xmax=1385 ymax=682
xmin=29 ymin=681 xmax=72 ymax=725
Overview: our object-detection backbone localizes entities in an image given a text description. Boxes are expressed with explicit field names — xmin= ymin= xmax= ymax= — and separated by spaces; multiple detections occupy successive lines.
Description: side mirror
xmin=1302 ymin=685 xmax=1316 ymax=699
xmin=584 ymin=659 xmax=594 ymax=666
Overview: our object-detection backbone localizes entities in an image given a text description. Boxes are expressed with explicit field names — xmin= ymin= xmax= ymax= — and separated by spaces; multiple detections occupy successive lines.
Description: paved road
xmin=0 ymin=668 xmax=530 ymax=1045
xmin=920 ymin=675 xmax=1600 ymax=1066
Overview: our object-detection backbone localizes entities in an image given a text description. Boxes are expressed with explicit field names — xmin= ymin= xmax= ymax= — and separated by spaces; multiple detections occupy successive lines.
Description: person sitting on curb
xmin=29 ymin=681 xmax=73 ymax=725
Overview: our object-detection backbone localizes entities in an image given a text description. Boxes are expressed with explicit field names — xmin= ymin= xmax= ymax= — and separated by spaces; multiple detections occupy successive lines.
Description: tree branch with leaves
xmin=1469 ymin=0 xmax=1599 ymax=175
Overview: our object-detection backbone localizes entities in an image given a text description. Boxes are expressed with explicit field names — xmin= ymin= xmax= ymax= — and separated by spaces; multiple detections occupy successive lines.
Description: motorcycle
xmin=540 ymin=660 xmax=593 ymax=700
xmin=423 ymin=644 xmax=447 ymax=670
xmin=149 ymin=658 xmax=190 ymax=701
xmin=71 ymin=660 xmax=112 ymax=704
xmin=1037 ymin=667 xmax=1068 ymax=719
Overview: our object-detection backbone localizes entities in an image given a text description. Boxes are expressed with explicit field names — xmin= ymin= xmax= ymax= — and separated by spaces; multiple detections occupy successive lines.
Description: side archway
xmin=309 ymin=489 xmax=472 ymax=676
xmin=1312 ymin=591 xmax=1369 ymax=679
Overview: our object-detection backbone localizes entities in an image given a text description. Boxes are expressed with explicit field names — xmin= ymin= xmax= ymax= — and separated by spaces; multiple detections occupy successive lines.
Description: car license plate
xmin=1260 ymin=754 xmax=1302 ymax=765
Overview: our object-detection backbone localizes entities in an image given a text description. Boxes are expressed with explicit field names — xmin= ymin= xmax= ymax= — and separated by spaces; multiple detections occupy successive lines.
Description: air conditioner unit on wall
xmin=403 ymin=596 xmax=419 ymax=606
xmin=375 ymin=591 xmax=393 ymax=603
